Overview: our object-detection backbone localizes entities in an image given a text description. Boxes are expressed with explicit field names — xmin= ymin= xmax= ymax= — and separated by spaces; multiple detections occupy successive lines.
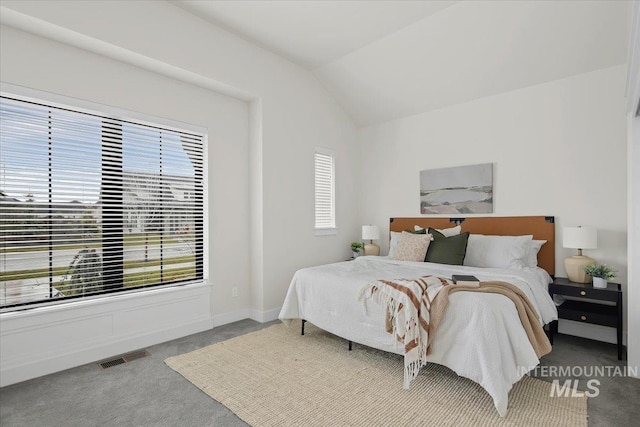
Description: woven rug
xmin=165 ymin=321 xmax=587 ymax=427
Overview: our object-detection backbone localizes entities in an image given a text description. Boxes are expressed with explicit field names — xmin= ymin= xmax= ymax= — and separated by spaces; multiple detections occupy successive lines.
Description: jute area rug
xmin=165 ymin=321 xmax=587 ymax=427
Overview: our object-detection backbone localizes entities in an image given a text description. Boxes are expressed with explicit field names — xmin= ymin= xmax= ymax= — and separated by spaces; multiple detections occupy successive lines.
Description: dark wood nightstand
xmin=548 ymin=277 xmax=623 ymax=360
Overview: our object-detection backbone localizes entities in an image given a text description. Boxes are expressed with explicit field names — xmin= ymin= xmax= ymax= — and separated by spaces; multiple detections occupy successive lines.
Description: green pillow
xmin=425 ymin=228 xmax=469 ymax=265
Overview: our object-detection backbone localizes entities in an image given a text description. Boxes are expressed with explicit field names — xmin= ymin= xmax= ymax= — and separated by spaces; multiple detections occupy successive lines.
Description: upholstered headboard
xmin=389 ymin=216 xmax=555 ymax=277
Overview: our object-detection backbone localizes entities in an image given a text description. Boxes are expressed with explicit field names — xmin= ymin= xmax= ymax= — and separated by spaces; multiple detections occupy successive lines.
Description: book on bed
xmin=452 ymin=274 xmax=480 ymax=287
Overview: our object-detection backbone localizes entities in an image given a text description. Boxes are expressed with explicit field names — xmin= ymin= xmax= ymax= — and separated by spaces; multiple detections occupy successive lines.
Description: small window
xmin=314 ymin=148 xmax=335 ymax=235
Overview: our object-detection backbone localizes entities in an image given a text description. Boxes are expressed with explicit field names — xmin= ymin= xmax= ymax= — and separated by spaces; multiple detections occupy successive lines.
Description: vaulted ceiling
xmin=173 ymin=0 xmax=629 ymax=126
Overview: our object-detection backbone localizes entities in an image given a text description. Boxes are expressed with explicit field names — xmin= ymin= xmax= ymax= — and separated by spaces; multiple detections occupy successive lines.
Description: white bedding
xmin=278 ymin=256 xmax=558 ymax=417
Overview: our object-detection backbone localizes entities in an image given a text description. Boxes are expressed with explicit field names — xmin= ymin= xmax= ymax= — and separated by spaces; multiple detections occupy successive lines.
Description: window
xmin=314 ymin=147 xmax=335 ymax=235
xmin=0 ymin=95 xmax=204 ymax=311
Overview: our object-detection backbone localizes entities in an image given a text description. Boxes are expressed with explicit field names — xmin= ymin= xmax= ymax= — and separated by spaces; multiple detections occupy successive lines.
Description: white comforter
xmin=278 ymin=256 xmax=557 ymax=417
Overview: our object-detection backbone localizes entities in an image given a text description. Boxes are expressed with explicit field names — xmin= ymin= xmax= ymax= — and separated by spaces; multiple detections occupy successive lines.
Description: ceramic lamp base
xmin=364 ymin=243 xmax=380 ymax=256
xmin=564 ymin=255 xmax=595 ymax=283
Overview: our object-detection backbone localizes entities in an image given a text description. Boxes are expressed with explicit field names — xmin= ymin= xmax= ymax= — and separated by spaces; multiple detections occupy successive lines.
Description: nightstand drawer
xmin=550 ymin=284 xmax=618 ymax=302
xmin=557 ymin=300 xmax=618 ymax=327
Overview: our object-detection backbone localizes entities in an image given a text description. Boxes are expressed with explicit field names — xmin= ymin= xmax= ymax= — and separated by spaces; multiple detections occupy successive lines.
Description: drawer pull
xmin=580 ymin=291 xmax=587 ymax=296
xmin=580 ymin=315 xmax=587 ymax=321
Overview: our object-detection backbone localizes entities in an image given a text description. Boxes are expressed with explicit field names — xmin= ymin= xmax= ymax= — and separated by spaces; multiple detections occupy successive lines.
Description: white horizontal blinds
xmin=101 ymin=118 xmax=124 ymax=292
xmin=314 ymin=148 xmax=335 ymax=229
xmin=0 ymin=100 xmax=103 ymax=305
xmin=0 ymin=95 xmax=204 ymax=309
xmin=1 ymin=99 xmax=53 ymax=305
xmin=161 ymin=133 xmax=202 ymax=283
xmin=50 ymin=109 xmax=103 ymax=299
xmin=120 ymin=124 xmax=202 ymax=288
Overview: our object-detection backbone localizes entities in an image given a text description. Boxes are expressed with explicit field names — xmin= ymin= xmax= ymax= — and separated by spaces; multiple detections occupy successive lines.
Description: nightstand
xmin=548 ymin=277 xmax=623 ymax=360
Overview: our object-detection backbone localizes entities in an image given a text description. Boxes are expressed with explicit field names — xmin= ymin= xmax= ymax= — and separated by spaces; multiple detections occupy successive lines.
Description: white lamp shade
xmin=362 ymin=225 xmax=380 ymax=241
xmin=563 ymin=226 xmax=597 ymax=249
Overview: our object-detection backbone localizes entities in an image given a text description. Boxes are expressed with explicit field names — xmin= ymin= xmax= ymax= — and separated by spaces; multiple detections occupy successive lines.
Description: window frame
xmin=0 ymin=84 xmax=208 ymax=312
xmin=314 ymin=146 xmax=336 ymax=236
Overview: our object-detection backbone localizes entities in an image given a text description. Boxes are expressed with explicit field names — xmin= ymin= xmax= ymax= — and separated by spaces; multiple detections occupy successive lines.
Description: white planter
xmin=352 ymin=251 xmax=360 ymax=258
xmin=592 ymin=277 xmax=608 ymax=288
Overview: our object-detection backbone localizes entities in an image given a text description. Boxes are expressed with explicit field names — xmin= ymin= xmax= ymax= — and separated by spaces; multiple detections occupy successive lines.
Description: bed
xmin=279 ymin=216 xmax=558 ymax=417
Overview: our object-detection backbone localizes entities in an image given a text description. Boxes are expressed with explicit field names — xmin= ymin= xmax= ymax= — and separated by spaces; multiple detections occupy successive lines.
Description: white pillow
xmin=525 ymin=240 xmax=547 ymax=268
xmin=388 ymin=231 xmax=402 ymax=257
xmin=463 ymin=234 xmax=533 ymax=269
xmin=393 ymin=231 xmax=433 ymax=262
xmin=414 ymin=225 xmax=461 ymax=237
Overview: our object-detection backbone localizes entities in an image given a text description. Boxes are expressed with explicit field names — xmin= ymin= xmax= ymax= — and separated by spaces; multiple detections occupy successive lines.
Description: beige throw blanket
xmin=428 ymin=280 xmax=552 ymax=359
xmin=359 ymin=275 xmax=452 ymax=388
xmin=360 ymin=277 xmax=552 ymax=389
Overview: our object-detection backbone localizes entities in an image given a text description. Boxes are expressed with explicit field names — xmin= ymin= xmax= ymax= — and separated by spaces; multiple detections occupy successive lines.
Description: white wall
xmin=629 ymin=114 xmax=639 ymax=374
xmin=358 ymin=65 xmax=628 ymax=343
xmin=0 ymin=0 xmax=360 ymax=316
xmin=627 ymin=2 xmax=640 ymax=378
xmin=0 ymin=24 xmax=250 ymax=385
xmin=1 ymin=0 xmax=360 ymax=317
xmin=0 ymin=0 xmax=359 ymax=385
xmin=625 ymin=0 xmax=640 ymax=378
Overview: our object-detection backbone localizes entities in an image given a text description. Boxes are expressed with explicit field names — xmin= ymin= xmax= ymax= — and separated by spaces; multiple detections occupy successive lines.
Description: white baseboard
xmin=251 ymin=307 xmax=281 ymax=323
xmin=2 ymin=298 xmax=282 ymax=387
xmin=1 ymin=283 xmax=213 ymax=387
xmin=212 ymin=309 xmax=253 ymax=327
xmin=1 ymin=317 xmax=212 ymax=387
xmin=213 ymin=307 xmax=281 ymax=326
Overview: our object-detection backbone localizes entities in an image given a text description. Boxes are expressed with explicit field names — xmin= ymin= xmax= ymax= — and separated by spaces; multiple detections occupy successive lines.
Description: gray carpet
xmin=0 ymin=319 xmax=638 ymax=426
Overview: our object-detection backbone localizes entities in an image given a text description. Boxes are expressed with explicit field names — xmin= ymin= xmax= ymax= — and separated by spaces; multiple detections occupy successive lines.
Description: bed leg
xmin=301 ymin=319 xmax=306 ymax=336
xmin=348 ymin=341 xmax=352 ymax=351
xmin=548 ymin=320 xmax=557 ymax=345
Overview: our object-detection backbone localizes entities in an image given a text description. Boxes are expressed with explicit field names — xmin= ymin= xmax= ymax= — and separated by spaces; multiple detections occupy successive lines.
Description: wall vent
xmin=98 ymin=350 xmax=150 ymax=369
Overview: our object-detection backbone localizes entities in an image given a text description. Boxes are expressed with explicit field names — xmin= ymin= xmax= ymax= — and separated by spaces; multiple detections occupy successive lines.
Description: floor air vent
xmin=100 ymin=358 xmax=126 ymax=369
xmin=98 ymin=350 xmax=150 ymax=369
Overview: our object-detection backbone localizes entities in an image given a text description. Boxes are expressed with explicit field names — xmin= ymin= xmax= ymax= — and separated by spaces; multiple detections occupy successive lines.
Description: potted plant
xmin=351 ymin=241 xmax=363 ymax=258
xmin=584 ymin=264 xmax=616 ymax=288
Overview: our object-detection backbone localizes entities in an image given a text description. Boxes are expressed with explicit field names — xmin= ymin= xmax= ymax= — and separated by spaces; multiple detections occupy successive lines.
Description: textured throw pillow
xmin=425 ymin=228 xmax=470 ymax=265
xmin=463 ymin=234 xmax=533 ymax=269
xmin=525 ymin=240 xmax=547 ymax=268
xmin=414 ymin=225 xmax=461 ymax=237
xmin=393 ymin=231 xmax=433 ymax=262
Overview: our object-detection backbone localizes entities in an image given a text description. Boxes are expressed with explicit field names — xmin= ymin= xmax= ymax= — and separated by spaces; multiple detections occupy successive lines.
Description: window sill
xmin=0 ymin=280 xmax=209 ymax=318
xmin=315 ymin=227 xmax=337 ymax=236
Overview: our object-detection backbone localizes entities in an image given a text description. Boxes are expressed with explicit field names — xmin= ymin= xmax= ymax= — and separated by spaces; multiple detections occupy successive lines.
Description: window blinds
xmin=0 ymin=95 xmax=204 ymax=310
xmin=314 ymin=148 xmax=335 ymax=230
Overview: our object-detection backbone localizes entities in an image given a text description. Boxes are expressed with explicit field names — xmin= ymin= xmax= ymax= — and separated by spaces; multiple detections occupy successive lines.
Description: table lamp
xmin=362 ymin=225 xmax=380 ymax=256
xmin=563 ymin=226 xmax=597 ymax=283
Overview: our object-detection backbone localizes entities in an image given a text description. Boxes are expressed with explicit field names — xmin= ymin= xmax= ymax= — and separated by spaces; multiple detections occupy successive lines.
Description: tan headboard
xmin=389 ymin=216 xmax=555 ymax=277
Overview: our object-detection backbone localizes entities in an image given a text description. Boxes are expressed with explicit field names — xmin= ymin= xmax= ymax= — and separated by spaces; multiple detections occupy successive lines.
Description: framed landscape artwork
xmin=420 ymin=163 xmax=493 ymax=214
